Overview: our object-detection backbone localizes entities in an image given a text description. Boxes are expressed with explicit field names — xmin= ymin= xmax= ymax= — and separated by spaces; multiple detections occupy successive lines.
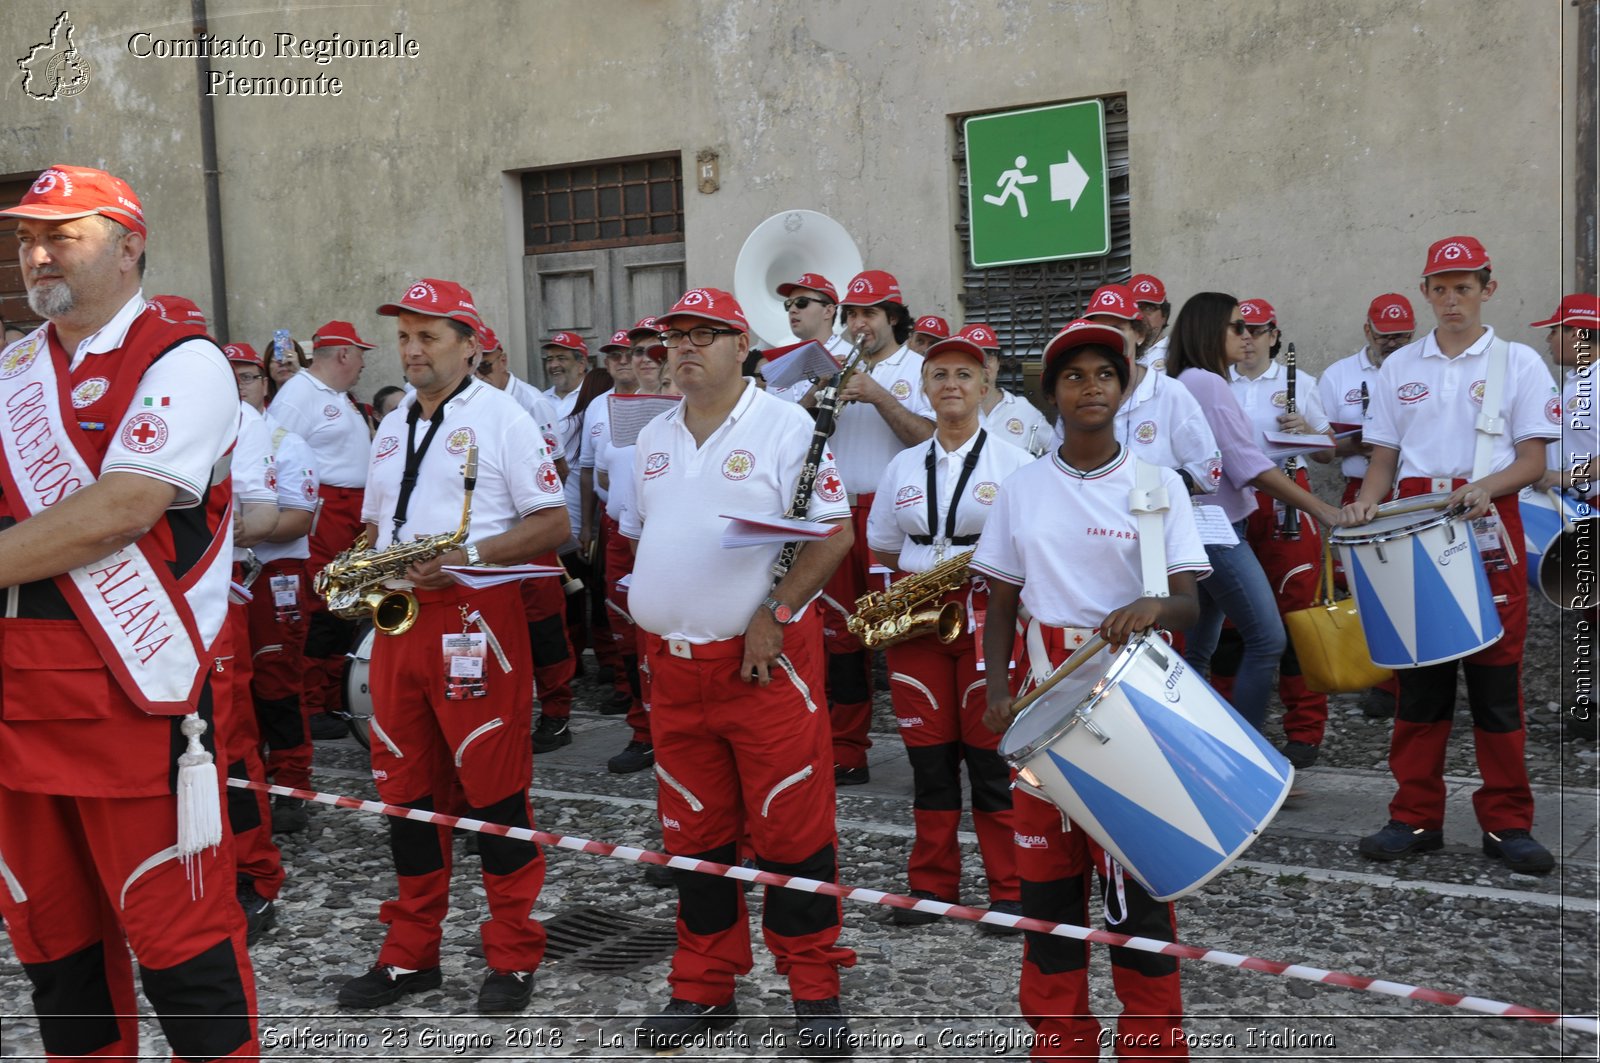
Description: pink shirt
xmin=1175 ymin=368 xmax=1275 ymax=523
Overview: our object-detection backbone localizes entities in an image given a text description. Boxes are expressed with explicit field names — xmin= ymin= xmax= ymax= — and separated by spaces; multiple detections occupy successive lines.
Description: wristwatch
xmin=762 ymin=595 xmax=795 ymax=624
xmin=463 ymin=543 xmax=482 ymax=566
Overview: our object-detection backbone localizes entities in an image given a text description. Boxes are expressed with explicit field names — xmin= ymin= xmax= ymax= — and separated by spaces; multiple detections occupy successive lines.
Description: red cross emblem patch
xmin=537 ymin=461 xmax=561 ymax=493
xmin=816 ymin=468 xmax=845 ymax=503
xmin=120 ymin=413 xmax=168 ymax=454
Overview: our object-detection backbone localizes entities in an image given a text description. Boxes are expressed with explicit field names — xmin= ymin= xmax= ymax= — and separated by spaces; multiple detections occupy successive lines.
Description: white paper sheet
xmin=719 ymin=512 xmax=842 ymax=548
xmin=1190 ymin=504 xmax=1240 ymax=546
xmin=442 ymin=564 xmax=568 ymax=588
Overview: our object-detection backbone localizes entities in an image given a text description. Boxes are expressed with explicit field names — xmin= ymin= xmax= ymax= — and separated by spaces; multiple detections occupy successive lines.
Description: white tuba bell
xmin=733 ymin=210 xmax=864 ymax=349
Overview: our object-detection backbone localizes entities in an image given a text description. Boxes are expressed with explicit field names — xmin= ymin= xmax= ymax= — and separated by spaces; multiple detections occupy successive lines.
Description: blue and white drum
xmin=1519 ymin=488 xmax=1595 ymax=609
xmin=1329 ymin=492 xmax=1502 ymax=669
xmin=999 ymin=634 xmax=1293 ymax=902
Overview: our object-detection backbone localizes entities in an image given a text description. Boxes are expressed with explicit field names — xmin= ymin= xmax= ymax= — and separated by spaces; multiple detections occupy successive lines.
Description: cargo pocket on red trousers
xmin=1 ymin=621 xmax=113 ymax=720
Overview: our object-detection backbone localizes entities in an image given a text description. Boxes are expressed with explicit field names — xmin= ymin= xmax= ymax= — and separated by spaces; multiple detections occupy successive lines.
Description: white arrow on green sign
xmin=964 ymin=100 xmax=1110 ymax=268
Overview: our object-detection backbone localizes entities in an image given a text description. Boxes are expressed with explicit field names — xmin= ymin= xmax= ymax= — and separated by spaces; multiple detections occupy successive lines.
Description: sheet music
xmin=1190 ymin=504 xmax=1241 ymax=546
xmin=442 ymin=564 xmax=568 ymax=588
xmin=607 ymin=394 xmax=682 ymax=448
xmin=758 ymin=340 xmax=841 ymax=390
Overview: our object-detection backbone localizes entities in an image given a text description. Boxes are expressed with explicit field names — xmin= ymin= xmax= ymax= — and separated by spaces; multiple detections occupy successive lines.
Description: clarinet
xmin=1279 ymin=342 xmax=1302 ymax=538
xmin=772 ymin=336 xmax=866 ymax=581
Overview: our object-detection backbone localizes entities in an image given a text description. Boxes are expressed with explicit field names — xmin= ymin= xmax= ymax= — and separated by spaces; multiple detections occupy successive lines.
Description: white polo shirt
xmin=623 ymin=380 xmax=849 ymax=642
xmin=1318 ymin=346 xmax=1383 ymax=480
xmin=1228 ymin=359 xmax=1330 ymax=467
xmin=70 ymin=294 xmax=239 ymax=508
xmin=255 ymin=422 xmax=319 ymax=564
xmin=505 ymin=375 xmax=566 ymax=462
xmin=829 ymin=344 xmax=935 ymax=497
xmin=603 ymin=441 xmax=636 ymax=524
xmin=970 ymin=448 xmax=1210 ymax=628
xmin=267 ymin=369 xmax=370 ymax=488
xmin=1365 ymin=327 xmax=1560 ymax=482
xmin=980 ymin=390 xmax=1050 ymax=455
xmin=1051 ymin=366 xmax=1221 ymax=491
xmin=1554 ymin=368 xmax=1599 ymax=492
xmin=1139 ymin=334 xmax=1169 ymax=373
xmin=362 ymin=378 xmax=563 ymax=552
xmin=232 ymin=402 xmax=277 ymax=563
xmin=867 ymin=428 xmax=1035 ymax=573
xmin=579 ymin=387 xmax=617 ymax=506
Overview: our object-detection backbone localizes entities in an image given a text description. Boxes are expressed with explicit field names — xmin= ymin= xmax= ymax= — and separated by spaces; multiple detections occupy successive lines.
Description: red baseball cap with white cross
xmin=1043 ymin=319 xmax=1128 ymax=372
xmin=1530 ymin=294 xmax=1600 ymax=330
xmin=313 ymin=320 xmax=376 ymax=350
xmin=912 ymin=315 xmax=950 ymax=340
xmin=1367 ymin=294 xmax=1416 ymax=333
xmin=959 ymin=323 xmax=1001 ymax=351
xmin=657 ymin=288 xmax=750 ymax=332
xmin=1239 ymin=299 xmax=1277 ymax=326
xmin=922 ymin=337 xmax=986 ymax=368
xmin=224 ymin=342 xmax=264 ymax=369
xmin=627 ymin=316 xmax=660 ymax=339
xmin=1086 ymin=285 xmax=1141 ymax=321
xmin=840 ymin=270 xmax=904 ymax=307
xmin=601 ymin=329 xmax=632 ymax=353
xmin=776 ymin=274 xmax=840 ymax=303
xmin=1422 ymin=236 xmax=1491 ymax=276
xmin=2 ymin=165 xmax=147 ymax=238
xmin=479 ymin=326 xmax=502 ymax=352
xmin=1128 ymin=274 xmax=1167 ymax=303
xmin=377 ymin=279 xmax=484 ymax=331
xmin=542 ymin=331 xmax=590 ymax=355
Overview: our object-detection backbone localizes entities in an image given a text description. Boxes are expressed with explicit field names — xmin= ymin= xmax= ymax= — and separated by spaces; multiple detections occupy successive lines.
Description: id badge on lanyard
xmin=269 ymin=573 xmax=301 ymax=623
xmin=443 ymin=632 xmax=489 ymax=700
xmin=1470 ymin=511 xmax=1513 ymax=573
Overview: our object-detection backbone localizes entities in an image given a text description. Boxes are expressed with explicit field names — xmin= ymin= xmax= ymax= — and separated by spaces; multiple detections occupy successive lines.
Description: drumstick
xmin=1372 ymin=496 xmax=1460 ymax=520
xmin=1547 ymin=489 xmax=1574 ymax=533
xmin=1008 ymin=632 xmax=1109 ymax=718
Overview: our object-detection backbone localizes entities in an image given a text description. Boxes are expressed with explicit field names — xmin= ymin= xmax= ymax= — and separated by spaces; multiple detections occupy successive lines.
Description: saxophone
xmin=846 ymin=550 xmax=973 ymax=650
xmin=314 ymin=447 xmax=478 ymax=636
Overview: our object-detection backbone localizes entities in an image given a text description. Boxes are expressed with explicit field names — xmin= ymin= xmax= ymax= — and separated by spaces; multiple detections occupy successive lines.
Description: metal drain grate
xmin=542 ymin=906 xmax=678 ymax=972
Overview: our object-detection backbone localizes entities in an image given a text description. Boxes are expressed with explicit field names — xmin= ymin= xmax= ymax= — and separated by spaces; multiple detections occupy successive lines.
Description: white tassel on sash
xmin=175 ymin=712 xmax=221 ymax=893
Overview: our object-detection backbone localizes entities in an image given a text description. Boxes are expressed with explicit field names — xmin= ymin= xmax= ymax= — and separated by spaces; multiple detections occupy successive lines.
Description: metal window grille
xmin=955 ymin=94 xmax=1131 ymax=391
xmin=522 ymin=154 xmax=684 ymax=254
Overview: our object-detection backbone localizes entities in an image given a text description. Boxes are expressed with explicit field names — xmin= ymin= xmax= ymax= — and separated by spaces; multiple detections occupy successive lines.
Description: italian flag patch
xmin=142 ymin=396 xmax=171 ymax=407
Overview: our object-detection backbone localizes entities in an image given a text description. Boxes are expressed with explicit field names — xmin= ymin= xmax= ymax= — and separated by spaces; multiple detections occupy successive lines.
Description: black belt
xmin=907 ymin=533 xmax=980 ymax=546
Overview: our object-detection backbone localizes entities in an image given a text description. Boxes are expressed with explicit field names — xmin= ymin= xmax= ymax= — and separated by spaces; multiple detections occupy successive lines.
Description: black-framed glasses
xmin=1225 ymin=320 xmax=1249 ymax=336
xmin=235 ymin=372 xmax=263 ymax=383
xmin=659 ymin=327 xmax=740 ymax=348
xmin=1246 ymin=324 xmax=1276 ymax=338
xmin=783 ymin=296 xmax=831 ymax=312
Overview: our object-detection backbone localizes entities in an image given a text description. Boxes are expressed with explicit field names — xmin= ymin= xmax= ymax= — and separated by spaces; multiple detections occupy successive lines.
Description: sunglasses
xmin=1225 ymin=320 xmax=1249 ymax=336
xmin=1246 ymin=324 xmax=1276 ymax=338
xmin=234 ymin=372 xmax=263 ymax=383
xmin=783 ymin=296 xmax=832 ymax=312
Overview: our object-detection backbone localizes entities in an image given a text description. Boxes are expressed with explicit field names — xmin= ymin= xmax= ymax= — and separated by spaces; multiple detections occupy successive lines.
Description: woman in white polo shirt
xmin=865 ymin=334 xmax=1034 ymax=933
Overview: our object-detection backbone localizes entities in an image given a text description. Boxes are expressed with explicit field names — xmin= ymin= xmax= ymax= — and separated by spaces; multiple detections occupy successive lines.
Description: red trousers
xmin=367 ymin=582 xmax=546 ymax=972
xmin=520 ymin=550 xmax=576 ymax=721
xmin=603 ymin=514 xmax=650 ymax=743
xmin=883 ymin=586 xmax=1017 ymax=904
xmin=245 ymin=559 xmax=313 ymax=790
xmin=1387 ymin=479 xmax=1533 ymax=832
xmin=1209 ymin=476 xmax=1329 ymax=744
xmin=818 ymin=497 xmax=876 ymax=769
xmin=219 ymin=600 xmax=284 ymax=900
xmin=643 ymin=609 xmax=855 ymax=1003
xmin=302 ymin=486 xmax=365 ymax=716
xmin=1012 ymin=628 xmax=1186 ymax=1061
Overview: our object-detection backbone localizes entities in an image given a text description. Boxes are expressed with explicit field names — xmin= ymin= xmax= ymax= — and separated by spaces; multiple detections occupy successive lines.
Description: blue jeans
xmin=1183 ymin=520 xmax=1287 ymax=731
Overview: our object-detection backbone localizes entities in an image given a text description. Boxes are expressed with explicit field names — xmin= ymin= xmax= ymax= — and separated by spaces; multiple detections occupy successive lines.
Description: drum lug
xmin=1078 ymin=712 xmax=1112 ymax=744
xmin=1374 ymin=544 xmax=1387 ymax=563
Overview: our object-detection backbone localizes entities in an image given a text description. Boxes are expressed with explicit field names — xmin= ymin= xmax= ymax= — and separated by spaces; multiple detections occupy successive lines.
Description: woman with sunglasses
xmin=1165 ymin=293 xmax=1342 ymax=732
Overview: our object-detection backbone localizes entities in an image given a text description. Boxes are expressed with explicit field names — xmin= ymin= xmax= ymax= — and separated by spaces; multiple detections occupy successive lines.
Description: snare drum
xmin=999 ymin=633 xmax=1292 ymax=902
xmin=341 ymin=624 xmax=375 ymax=751
xmin=1520 ymin=489 xmax=1596 ymax=610
xmin=1329 ymin=492 xmax=1502 ymax=669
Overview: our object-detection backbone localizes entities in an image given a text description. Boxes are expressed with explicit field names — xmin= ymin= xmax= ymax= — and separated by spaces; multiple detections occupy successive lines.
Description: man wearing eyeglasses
xmin=1319 ymin=294 xmax=1418 ymax=507
xmin=624 ymin=288 xmax=856 ymax=1057
xmin=269 ymin=319 xmax=377 ymax=740
xmin=1130 ymin=273 xmax=1171 ymax=372
xmin=766 ymin=274 xmax=848 ymax=403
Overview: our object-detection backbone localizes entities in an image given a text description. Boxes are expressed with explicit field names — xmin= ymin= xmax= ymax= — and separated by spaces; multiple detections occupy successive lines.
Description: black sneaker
xmin=237 ymin=881 xmax=275 ymax=946
xmin=271 ymin=796 xmax=309 ymax=835
xmin=793 ymin=997 xmax=853 ymax=1059
xmin=890 ymin=889 xmax=945 ymax=927
xmin=599 ymin=688 xmax=633 ymax=715
xmin=478 ymin=968 xmax=535 ymax=1013
xmin=834 ymin=764 xmax=870 ymax=786
xmin=608 ymin=740 xmax=654 ymax=774
xmin=1482 ymin=829 xmax=1555 ymax=875
xmin=1361 ymin=689 xmax=1395 ymax=718
xmin=309 ymin=712 xmax=349 ymax=740
xmin=977 ymin=898 xmax=1024 ymax=937
xmin=337 ymin=964 xmax=444 ymax=1008
xmin=532 ymin=714 xmax=572 ymax=754
xmin=635 ymin=997 xmax=736 ymax=1050
xmin=1357 ymin=819 xmax=1443 ymax=862
xmin=1280 ymin=740 xmax=1320 ymax=770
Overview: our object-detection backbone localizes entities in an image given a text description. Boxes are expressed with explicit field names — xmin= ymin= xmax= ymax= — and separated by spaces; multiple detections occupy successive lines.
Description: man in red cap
xmin=1342 ymin=236 xmax=1560 ymax=875
xmin=907 ymin=314 xmax=950 ymax=356
xmin=0 ymin=165 xmax=260 ymax=1057
xmin=623 ymin=287 xmax=856 ymax=1055
xmin=1129 ymin=273 xmax=1171 ymax=371
xmin=270 ymin=317 xmax=377 ymax=739
xmin=335 ymin=278 xmax=569 ymax=1013
xmin=1531 ymin=293 xmax=1599 ymax=739
xmin=1318 ymin=293 xmax=1417 ymax=718
xmin=805 ymin=269 xmax=935 ymax=785
xmin=769 ymin=274 xmax=848 ymax=403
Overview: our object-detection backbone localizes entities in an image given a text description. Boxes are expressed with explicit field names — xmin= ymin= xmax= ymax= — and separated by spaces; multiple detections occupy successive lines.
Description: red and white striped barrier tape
xmin=230 ymin=777 xmax=1597 ymax=1035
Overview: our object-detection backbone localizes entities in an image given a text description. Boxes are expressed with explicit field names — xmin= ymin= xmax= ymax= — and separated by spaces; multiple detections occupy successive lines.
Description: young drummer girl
xmin=974 ymin=319 xmax=1210 ymax=1061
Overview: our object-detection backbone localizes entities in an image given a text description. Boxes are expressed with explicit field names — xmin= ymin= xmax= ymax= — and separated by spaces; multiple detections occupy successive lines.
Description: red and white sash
xmin=0 ymin=330 xmax=231 ymax=715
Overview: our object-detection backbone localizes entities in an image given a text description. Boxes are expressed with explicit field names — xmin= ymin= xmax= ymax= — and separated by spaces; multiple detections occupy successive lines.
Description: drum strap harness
xmin=1470 ymin=337 xmax=1510 ymax=483
xmin=1129 ymin=458 xmax=1172 ymax=600
xmin=910 ymin=429 xmax=987 ymax=557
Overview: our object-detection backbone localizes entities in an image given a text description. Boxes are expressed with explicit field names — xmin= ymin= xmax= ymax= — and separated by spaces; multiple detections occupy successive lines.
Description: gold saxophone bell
xmin=369 ymin=590 xmax=420 ymax=636
xmin=848 ymin=551 xmax=974 ymax=650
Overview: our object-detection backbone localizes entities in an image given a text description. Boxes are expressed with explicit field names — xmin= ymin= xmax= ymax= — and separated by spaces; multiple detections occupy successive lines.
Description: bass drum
xmin=340 ymin=623 xmax=375 ymax=751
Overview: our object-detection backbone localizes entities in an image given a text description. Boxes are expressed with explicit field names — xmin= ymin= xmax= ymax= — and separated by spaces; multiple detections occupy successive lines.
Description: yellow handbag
xmin=1284 ymin=539 xmax=1394 ymax=694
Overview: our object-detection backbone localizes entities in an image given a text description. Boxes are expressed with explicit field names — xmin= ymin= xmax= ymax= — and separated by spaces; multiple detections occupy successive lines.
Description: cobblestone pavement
xmin=1 ymin=591 xmax=1595 ymax=1061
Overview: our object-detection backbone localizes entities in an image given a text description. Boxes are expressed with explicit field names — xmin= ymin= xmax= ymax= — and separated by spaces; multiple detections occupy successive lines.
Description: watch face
xmin=771 ymin=601 xmax=793 ymax=623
